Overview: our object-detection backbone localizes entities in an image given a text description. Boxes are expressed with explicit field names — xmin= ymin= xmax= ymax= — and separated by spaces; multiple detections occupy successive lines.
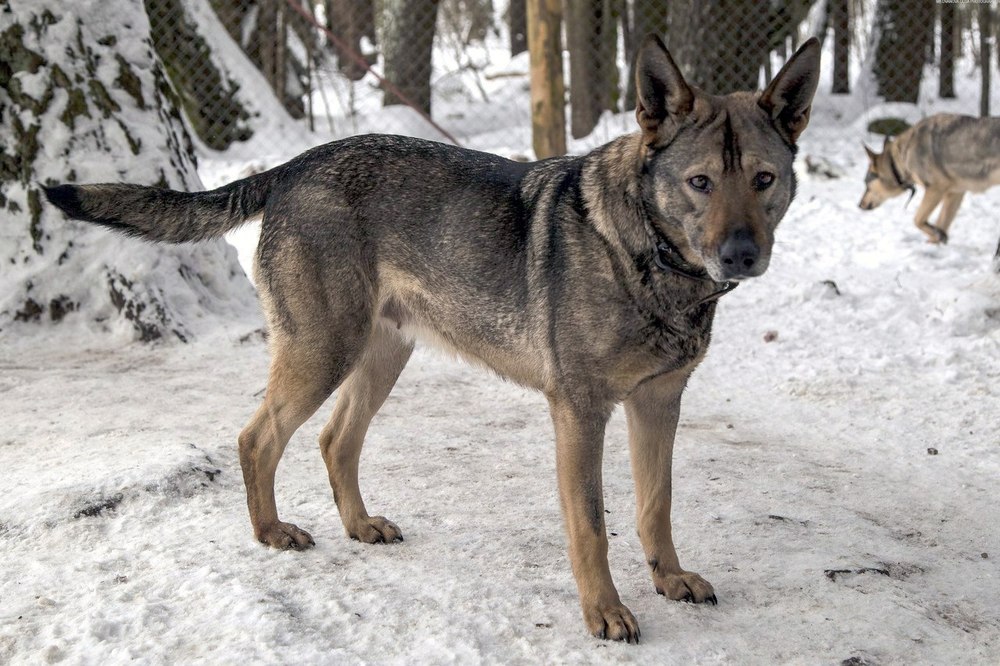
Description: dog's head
xmin=634 ymin=36 xmax=820 ymax=282
xmin=858 ymin=139 xmax=907 ymax=210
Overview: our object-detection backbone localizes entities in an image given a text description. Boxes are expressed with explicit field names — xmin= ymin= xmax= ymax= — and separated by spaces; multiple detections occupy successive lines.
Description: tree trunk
xmin=831 ymin=0 xmax=850 ymax=93
xmin=981 ymin=3 xmax=991 ymax=117
xmin=873 ymin=0 xmax=933 ymax=103
xmin=940 ymin=2 xmax=955 ymax=98
xmin=209 ymin=0 xmax=308 ymax=119
xmin=144 ymin=0 xmax=252 ymax=149
xmin=0 ymin=0 xmax=256 ymax=340
xmin=667 ymin=0 xmax=768 ymax=95
xmin=257 ymin=0 xmax=287 ymax=109
xmin=325 ymin=0 xmax=376 ymax=80
xmin=510 ymin=0 xmax=527 ymax=56
xmin=527 ymin=0 xmax=565 ymax=157
xmin=566 ymin=0 xmax=618 ymax=139
xmin=382 ymin=0 xmax=439 ymax=115
xmin=625 ymin=0 xmax=668 ymax=110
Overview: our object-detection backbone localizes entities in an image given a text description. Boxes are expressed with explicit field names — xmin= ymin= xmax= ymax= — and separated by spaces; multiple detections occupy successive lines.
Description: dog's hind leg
xmin=239 ymin=236 xmax=376 ymax=549
xmin=625 ymin=370 xmax=717 ymax=605
xmin=318 ymin=325 xmax=413 ymax=543
xmin=933 ymin=191 xmax=966 ymax=243
xmin=239 ymin=337 xmax=362 ymax=549
xmin=912 ymin=188 xmax=946 ymax=243
xmin=548 ymin=396 xmax=639 ymax=643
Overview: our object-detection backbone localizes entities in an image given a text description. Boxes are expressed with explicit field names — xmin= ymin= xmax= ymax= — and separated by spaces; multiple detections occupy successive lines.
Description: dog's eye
xmin=687 ymin=175 xmax=712 ymax=192
xmin=753 ymin=172 xmax=775 ymax=191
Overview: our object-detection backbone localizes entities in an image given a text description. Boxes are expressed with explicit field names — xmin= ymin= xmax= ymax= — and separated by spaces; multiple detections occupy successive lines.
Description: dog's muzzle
xmin=717 ymin=229 xmax=763 ymax=281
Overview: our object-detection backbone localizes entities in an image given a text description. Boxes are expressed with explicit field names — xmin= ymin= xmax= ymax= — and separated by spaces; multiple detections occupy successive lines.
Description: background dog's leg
xmin=319 ymin=326 xmax=413 ymax=543
xmin=548 ymin=397 xmax=639 ymax=643
xmin=994 ymin=235 xmax=1000 ymax=273
xmin=625 ymin=371 xmax=717 ymax=605
xmin=933 ymin=191 xmax=965 ymax=243
xmin=912 ymin=189 xmax=946 ymax=243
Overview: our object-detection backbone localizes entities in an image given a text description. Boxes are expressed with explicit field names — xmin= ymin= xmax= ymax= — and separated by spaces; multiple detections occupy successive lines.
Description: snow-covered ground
xmin=3 ymin=29 xmax=1000 ymax=666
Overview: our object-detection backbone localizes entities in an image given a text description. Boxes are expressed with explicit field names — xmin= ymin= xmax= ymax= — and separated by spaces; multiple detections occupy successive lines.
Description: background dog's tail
xmin=43 ymin=166 xmax=283 ymax=244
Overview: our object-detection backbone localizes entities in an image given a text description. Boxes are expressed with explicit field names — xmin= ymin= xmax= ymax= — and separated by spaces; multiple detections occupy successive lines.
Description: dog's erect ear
xmin=863 ymin=143 xmax=879 ymax=161
xmin=759 ymin=37 xmax=821 ymax=144
xmin=635 ymin=34 xmax=693 ymax=145
xmin=881 ymin=135 xmax=893 ymax=152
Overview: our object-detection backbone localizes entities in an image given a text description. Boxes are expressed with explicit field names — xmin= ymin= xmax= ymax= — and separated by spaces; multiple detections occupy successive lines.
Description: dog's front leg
xmin=548 ymin=396 xmax=639 ymax=643
xmin=912 ymin=188 xmax=946 ymax=243
xmin=624 ymin=372 xmax=717 ymax=605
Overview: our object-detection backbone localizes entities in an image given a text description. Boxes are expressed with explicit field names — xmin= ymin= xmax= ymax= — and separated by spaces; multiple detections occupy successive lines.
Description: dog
xmin=44 ymin=35 xmax=820 ymax=642
xmin=859 ymin=114 xmax=1000 ymax=262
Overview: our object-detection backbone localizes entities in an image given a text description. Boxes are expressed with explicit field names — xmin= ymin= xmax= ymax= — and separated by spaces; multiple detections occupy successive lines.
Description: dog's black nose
xmin=719 ymin=229 xmax=760 ymax=279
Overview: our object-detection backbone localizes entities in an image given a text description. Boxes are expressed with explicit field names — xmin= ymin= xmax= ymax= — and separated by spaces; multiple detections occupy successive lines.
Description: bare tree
xmin=527 ymin=0 xmax=565 ymax=157
xmin=566 ymin=0 xmax=619 ymax=138
xmin=325 ymin=0 xmax=376 ymax=80
xmin=981 ymin=3 xmax=991 ymax=116
xmin=666 ymin=0 xmax=771 ymax=95
xmin=625 ymin=0 xmax=667 ymax=110
xmin=509 ymin=0 xmax=527 ymax=56
xmin=940 ymin=2 xmax=956 ymax=99
xmin=382 ymin=0 xmax=440 ymax=114
xmin=873 ymin=0 xmax=934 ymax=103
xmin=831 ymin=0 xmax=850 ymax=93
xmin=209 ymin=0 xmax=314 ymax=118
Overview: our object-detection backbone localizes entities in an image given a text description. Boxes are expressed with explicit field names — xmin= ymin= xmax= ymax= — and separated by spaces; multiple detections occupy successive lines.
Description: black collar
xmin=649 ymin=228 xmax=738 ymax=311
xmin=886 ymin=147 xmax=917 ymax=203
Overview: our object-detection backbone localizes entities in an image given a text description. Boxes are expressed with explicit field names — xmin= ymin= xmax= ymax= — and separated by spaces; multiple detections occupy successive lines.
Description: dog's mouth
xmin=858 ymin=197 xmax=881 ymax=211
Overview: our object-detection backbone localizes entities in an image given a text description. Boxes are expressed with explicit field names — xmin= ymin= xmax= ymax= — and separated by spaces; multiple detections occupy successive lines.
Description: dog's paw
xmin=583 ymin=601 xmax=640 ymax=644
xmin=654 ymin=571 xmax=717 ymax=605
xmin=256 ymin=521 xmax=315 ymax=550
xmin=926 ymin=226 xmax=949 ymax=244
xmin=347 ymin=516 xmax=403 ymax=544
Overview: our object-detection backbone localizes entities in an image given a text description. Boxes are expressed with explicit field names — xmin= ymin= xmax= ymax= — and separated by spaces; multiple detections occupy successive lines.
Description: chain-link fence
xmin=144 ymin=0 xmax=998 ymax=160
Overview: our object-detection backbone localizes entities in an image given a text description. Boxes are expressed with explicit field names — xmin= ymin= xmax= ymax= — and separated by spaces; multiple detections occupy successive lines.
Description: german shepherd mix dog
xmin=45 ymin=36 xmax=820 ymax=642
xmin=859 ymin=113 xmax=1000 ymax=265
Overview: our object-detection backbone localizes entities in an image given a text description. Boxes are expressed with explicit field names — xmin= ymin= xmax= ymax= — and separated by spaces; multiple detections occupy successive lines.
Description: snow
xmin=0 ymin=0 xmax=258 ymax=342
xmin=3 ymin=20 xmax=1000 ymax=666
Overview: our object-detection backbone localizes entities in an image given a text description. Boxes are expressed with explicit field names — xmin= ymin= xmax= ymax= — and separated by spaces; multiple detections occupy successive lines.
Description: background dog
xmin=44 ymin=36 xmax=820 ymax=642
xmin=859 ymin=114 xmax=1000 ymax=262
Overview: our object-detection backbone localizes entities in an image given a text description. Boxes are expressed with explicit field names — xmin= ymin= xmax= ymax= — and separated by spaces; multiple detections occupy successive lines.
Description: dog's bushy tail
xmin=43 ymin=166 xmax=283 ymax=244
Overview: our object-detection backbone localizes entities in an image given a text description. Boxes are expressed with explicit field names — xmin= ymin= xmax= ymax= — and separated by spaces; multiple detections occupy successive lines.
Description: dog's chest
xmin=607 ymin=300 xmax=716 ymax=395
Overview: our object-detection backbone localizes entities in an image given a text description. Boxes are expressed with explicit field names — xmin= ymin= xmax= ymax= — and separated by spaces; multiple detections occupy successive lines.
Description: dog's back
xmin=900 ymin=114 xmax=1000 ymax=192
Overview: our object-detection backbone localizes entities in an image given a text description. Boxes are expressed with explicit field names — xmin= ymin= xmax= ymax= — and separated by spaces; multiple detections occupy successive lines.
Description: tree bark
xmin=325 ymin=0 xmax=376 ymax=80
xmin=981 ymin=3 xmax=991 ymax=117
xmin=382 ymin=0 xmax=439 ymax=115
xmin=566 ymin=0 xmax=618 ymax=139
xmin=527 ymin=0 xmax=565 ymax=157
xmin=0 ymin=0 xmax=255 ymax=340
xmin=831 ymin=0 xmax=850 ymax=94
xmin=510 ymin=0 xmax=527 ymax=56
xmin=209 ymin=0 xmax=308 ymax=118
xmin=144 ymin=0 xmax=252 ymax=149
xmin=625 ymin=0 xmax=667 ymax=110
xmin=667 ymin=0 xmax=769 ymax=95
xmin=873 ymin=0 xmax=933 ymax=103
xmin=940 ymin=2 xmax=955 ymax=99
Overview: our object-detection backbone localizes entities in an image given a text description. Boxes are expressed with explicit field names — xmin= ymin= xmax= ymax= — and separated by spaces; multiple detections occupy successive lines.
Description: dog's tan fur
xmin=45 ymin=36 xmax=821 ymax=641
xmin=859 ymin=113 xmax=1000 ymax=244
